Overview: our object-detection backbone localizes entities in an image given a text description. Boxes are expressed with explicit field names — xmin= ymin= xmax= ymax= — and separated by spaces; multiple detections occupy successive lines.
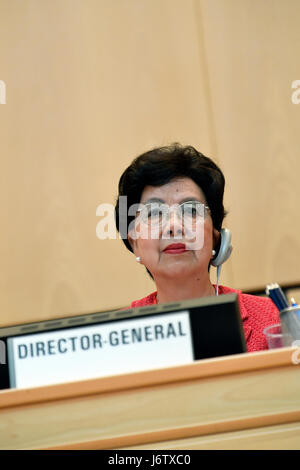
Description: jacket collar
xmin=152 ymin=285 xmax=252 ymax=343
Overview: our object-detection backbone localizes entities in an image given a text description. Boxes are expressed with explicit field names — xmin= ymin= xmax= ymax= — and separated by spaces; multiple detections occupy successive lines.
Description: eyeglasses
xmin=136 ymin=201 xmax=210 ymax=227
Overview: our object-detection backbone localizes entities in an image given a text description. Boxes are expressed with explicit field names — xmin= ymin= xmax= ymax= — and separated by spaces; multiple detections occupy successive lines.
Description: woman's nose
xmin=161 ymin=209 xmax=184 ymax=238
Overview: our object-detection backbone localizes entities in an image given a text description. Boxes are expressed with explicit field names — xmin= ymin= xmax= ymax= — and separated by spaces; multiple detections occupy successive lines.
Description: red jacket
xmin=130 ymin=285 xmax=280 ymax=352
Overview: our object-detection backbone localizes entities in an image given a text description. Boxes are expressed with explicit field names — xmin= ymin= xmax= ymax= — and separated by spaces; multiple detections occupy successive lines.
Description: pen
xmin=291 ymin=297 xmax=298 ymax=307
xmin=265 ymin=283 xmax=289 ymax=311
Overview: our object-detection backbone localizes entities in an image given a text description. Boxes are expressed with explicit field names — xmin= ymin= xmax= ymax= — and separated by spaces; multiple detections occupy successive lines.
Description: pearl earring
xmin=212 ymin=250 xmax=216 ymax=257
xmin=136 ymin=256 xmax=141 ymax=263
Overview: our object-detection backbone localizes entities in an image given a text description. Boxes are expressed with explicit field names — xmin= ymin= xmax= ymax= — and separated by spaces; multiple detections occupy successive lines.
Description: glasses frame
xmin=136 ymin=200 xmax=211 ymax=227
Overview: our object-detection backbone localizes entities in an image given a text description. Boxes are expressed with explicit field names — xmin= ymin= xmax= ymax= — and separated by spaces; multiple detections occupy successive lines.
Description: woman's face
xmin=129 ymin=177 xmax=218 ymax=281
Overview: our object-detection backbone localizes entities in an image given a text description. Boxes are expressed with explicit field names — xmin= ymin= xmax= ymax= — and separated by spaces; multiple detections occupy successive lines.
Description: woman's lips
xmin=163 ymin=243 xmax=187 ymax=254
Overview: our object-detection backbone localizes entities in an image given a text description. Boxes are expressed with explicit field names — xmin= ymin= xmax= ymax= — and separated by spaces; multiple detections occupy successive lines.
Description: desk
xmin=0 ymin=347 xmax=300 ymax=449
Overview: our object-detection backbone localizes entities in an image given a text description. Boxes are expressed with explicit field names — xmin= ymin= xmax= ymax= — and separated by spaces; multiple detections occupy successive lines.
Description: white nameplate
xmin=8 ymin=311 xmax=193 ymax=389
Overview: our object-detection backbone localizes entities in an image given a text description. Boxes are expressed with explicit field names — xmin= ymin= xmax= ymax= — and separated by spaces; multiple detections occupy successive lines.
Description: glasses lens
xmin=180 ymin=202 xmax=204 ymax=224
xmin=141 ymin=203 xmax=167 ymax=226
xmin=139 ymin=201 xmax=207 ymax=227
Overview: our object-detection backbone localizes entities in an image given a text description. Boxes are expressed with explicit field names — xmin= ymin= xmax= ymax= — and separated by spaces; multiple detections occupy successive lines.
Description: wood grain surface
xmin=0 ymin=348 xmax=299 ymax=450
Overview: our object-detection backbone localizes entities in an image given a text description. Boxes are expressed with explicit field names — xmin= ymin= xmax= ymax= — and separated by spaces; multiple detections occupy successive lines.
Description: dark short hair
xmin=115 ymin=143 xmax=227 ymax=253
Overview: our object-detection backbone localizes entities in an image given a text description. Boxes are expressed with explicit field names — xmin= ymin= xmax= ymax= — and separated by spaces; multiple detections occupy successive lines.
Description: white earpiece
xmin=136 ymin=256 xmax=141 ymax=263
xmin=211 ymin=228 xmax=233 ymax=296
xmin=211 ymin=228 xmax=232 ymax=268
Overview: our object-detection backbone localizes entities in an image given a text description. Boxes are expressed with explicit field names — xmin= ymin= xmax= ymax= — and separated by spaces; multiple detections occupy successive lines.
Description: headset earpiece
xmin=211 ymin=228 xmax=232 ymax=267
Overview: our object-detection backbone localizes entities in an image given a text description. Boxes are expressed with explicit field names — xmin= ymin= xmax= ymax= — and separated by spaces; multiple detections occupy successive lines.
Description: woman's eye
xmin=147 ymin=206 xmax=162 ymax=218
xmin=182 ymin=204 xmax=197 ymax=217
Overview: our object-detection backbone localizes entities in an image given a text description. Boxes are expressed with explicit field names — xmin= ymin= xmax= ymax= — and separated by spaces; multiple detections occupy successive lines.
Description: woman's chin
xmin=156 ymin=260 xmax=197 ymax=280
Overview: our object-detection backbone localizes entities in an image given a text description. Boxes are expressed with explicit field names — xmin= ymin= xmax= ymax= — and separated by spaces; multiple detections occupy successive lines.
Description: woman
xmin=115 ymin=144 xmax=279 ymax=352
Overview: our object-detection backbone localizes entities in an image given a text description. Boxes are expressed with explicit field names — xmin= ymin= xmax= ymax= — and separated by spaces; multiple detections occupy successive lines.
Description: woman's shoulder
xmin=130 ymin=291 xmax=158 ymax=308
xmin=219 ymin=284 xmax=279 ymax=320
xmin=128 ymin=285 xmax=279 ymax=323
xmin=219 ymin=285 xmax=280 ymax=352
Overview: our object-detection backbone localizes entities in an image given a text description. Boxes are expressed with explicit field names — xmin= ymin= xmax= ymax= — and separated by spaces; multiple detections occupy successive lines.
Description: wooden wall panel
xmin=198 ymin=0 xmax=300 ymax=290
xmin=0 ymin=0 xmax=299 ymax=325
xmin=0 ymin=0 xmax=213 ymax=324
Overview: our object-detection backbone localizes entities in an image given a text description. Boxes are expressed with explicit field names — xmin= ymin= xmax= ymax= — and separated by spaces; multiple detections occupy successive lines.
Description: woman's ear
xmin=127 ymin=228 xmax=139 ymax=258
xmin=213 ymin=228 xmax=221 ymax=252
